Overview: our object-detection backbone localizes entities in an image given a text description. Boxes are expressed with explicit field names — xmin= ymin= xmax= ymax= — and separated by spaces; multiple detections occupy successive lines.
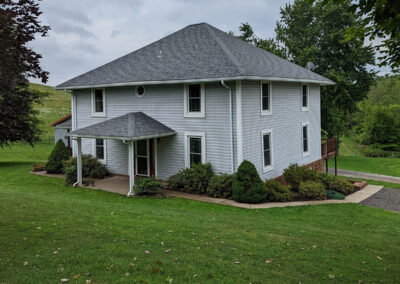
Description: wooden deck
xmin=321 ymin=138 xmax=338 ymax=175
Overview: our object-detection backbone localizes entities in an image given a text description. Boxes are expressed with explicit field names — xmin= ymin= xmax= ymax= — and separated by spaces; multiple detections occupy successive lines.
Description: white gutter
xmin=66 ymin=131 xmax=176 ymax=141
xmin=55 ymin=75 xmax=334 ymax=90
xmin=221 ymin=80 xmax=234 ymax=174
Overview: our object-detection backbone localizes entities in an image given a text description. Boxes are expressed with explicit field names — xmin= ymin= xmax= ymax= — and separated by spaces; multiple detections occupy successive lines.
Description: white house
xmin=56 ymin=23 xmax=334 ymax=195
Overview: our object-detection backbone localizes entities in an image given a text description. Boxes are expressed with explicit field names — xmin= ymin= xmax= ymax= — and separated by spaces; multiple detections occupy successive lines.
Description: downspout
xmin=221 ymin=80 xmax=234 ymax=174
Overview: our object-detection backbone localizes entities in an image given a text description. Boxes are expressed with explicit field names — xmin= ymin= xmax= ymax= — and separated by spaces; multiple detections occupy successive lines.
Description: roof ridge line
xmin=204 ymin=24 xmax=246 ymax=76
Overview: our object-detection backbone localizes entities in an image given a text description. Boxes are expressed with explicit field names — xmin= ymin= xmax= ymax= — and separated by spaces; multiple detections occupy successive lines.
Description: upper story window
xmin=262 ymin=129 xmax=273 ymax=172
xmin=92 ymin=88 xmax=106 ymax=117
xmin=94 ymin=139 xmax=106 ymax=163
xmin=184 ymin=83 xmax=205 ymax=118
xmin=302 ymin=123 xmax=309 ymax=157
xmin=261 ymin=81 xmax=272 ymax=115
xmin=184 ymin=132 xmax=206 ymax=168
xmin=301 ymin=84 xmax=309 ymax=111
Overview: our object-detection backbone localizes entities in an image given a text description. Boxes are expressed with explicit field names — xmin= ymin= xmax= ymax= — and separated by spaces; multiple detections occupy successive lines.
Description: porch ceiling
xmin=68 ymin=112 xmax=175 ymax=141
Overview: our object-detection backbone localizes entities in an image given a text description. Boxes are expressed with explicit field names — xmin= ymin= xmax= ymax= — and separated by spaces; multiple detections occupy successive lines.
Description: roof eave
xmin=55 ymin=75 xmax=334 ymax=90
xmin=67 ymin=131 xmax=176 ymax=141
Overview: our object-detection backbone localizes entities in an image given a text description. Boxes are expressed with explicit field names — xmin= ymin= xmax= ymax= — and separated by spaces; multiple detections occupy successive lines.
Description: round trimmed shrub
xmin=167 ymin=169 xmax=186 ymax=189
xmin=135 ymin=176 xmax=163 ymax=195
xmin=45 ymin=139 xmax=70 ymax=174
xmin=299 ymin=181 xmax=326 ymax=200
xmin=318 ymin=172 xmax=335 ymax=189
xmin=232 ymin=160 xmax=267 ymax=204
xmin=326 ymin=190 xmax=345 ymax=200
xmin=282 ymin=164 xmax=304 ymax=191
xmin=265 ymin=179 xmax=292 ymax=202
xmin=63 ymin=154 xmax=108 ymax=185
xmin=328 ymin=179 xmax=354 ymax=195
xmin=207 ymin=173 xmax=235 ymax=198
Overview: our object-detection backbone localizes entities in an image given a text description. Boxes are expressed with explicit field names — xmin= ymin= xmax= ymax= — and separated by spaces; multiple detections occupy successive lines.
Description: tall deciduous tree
xmin=275 ymin=0 xmax=376 ymax=138
xmin=0 ymin=0 xmax=49 ymax=146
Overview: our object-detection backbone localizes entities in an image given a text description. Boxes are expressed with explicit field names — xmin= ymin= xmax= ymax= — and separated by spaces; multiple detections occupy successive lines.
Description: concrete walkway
xmin=327 ymin=168 xmax=400 ymax=184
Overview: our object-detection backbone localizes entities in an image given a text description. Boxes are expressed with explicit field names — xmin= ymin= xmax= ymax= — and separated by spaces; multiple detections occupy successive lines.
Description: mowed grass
xmin=330 ymin=155 xmax=400 ymax=177
xmin=1 ymin=145 xmax=400 ymax=283
xmin=30 ymin=83 xmax=71 ymax=139
xmin=338 ymin=136 xmax=364 ymax=157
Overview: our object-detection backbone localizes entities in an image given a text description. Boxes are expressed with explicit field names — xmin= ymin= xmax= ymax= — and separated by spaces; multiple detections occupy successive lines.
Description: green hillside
xmin=30 ymin=83 xmax=71 ymax=141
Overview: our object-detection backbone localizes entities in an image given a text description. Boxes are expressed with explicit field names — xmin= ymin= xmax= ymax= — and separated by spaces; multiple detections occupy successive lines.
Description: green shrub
xmin=45 ymin=140 xmax=70 ymax=174
xmin=167 ymin=169 xmax=186 ymax=189
xmin=135 ymin=176 xmax=163 ymax=195
xmin=328 ymin=179 xmax=354 ymax=195
xmin=32 ymin=163 xmax=45 ymax=172
xmin=282 ymin=164 xmax=319 ymax=191
xmin=64 ymin=154 xmax=108 ymax=185
xmin=207 ymin=173 xmax=235 ymax=198
xmin=363 ymin=146 xmax=387 ymax=157
xmin=265 ymin=179 xmax=292 ymax=202
xmin=318 ymin=172 xmax=335 ymax=188
xmin=326 ymin=190 xmax=345 ymax=200
xmin=232 ymin=160 xmax=267 ymax=204
xmin=182 ymin=163 xmax=214 ymax=194
xmin=299 ymin=181 xmax=326 ymax=200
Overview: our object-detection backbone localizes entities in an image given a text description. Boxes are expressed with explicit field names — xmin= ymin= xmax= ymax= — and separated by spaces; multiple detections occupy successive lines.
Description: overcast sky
xmin=30 ymin=0 xmax=388 ymax=86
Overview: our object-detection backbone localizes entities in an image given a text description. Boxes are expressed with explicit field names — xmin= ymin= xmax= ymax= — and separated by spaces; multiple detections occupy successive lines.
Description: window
xmin=136 ymin=139 xmax=149 ymax=176
xmin=184 ymin=132 xmax=206 ymax=168
xmin=136 ymin=86 xmax=145 ymax=97
xmin=92 ymin=88 xmax=105 ymax=116
xmin=184 ymin=83 xmax=205 ymax=117
xmin=260 ymin=82 xmax=272 ymax=115
xmin=301 ymin=84 xmax=308 ymax=111
xmin=94 ymin=139 xmax=106 ymax=162
xmin=302 ymin=123 xmax=309 ymax=156
xmin=261 ymin=130 xmax=273 ymax=172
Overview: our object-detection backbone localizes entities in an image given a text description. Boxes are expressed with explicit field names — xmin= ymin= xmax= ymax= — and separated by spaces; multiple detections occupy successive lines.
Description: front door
xmin=135 ymin=139 xmax=150 ymax=177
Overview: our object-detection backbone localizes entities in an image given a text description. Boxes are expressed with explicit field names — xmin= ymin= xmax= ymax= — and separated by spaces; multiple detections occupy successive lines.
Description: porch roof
xmin=68 ymin=112 xmax=175 ymax=141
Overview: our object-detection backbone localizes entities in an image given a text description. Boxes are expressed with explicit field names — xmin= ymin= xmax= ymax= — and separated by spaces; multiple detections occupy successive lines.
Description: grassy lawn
xmin=30 ymin=83 xmax=71 ymax=140
xmin=1 ymin=145 xmax=400 ymax=283
xmin=337 ymin=176 xmax=400 ymax=189
xmin=330 ymin=156 xmax=400 ymax=177
xmin=338 ymin=136 xmax=364 ymax=157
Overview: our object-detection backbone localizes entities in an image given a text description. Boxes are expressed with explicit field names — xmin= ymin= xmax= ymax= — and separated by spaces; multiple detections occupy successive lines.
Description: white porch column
xmin=76 ymin=137 xmax=82 ymax=186
xmin=127 ymin=140 xmax=135 ymax=196
xmin=154 ymin=138 xmax=158 ymax=177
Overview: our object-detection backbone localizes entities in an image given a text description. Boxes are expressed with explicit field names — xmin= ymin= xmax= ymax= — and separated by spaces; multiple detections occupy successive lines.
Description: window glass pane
xmin=190 ymin=138 xmax=201 ymax=154
xmin=137 ymin=157 xmax=148 ymax=175
xmin=190 ymin=154 xmax=202 ymax=166
xmin=263 ymin=134 xmax=270 ymax=151
xmin=95 ymin=89 xmax=104 ymax=112
xmin=137 ymin=140 xmax=147 ymax=156
xmin=188 ymin=84 xmax=201 ymax=112
xmin=96 ymin=139 xmax=104 ymax=159
xmin=302 ymin=85 xmax=307 ymax=107
xmin=303 ymin=126 xmax=308 ymax=152
xmin=262 ymin=83 xmax=269 ymax=111
xmin=264 ymin=149 xmax=271 ymax=167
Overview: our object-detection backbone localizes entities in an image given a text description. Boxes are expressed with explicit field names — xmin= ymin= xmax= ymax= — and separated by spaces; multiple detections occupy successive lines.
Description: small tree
xmin=45 ymin=140 xmax=70 ymax=174
xmin=232 ymin=160 xmax=267 ymax=203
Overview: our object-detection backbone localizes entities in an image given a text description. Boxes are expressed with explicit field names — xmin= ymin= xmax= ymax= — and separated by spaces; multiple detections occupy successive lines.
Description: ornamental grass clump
xmin=232 ymin=160 xmax=267 ymax=204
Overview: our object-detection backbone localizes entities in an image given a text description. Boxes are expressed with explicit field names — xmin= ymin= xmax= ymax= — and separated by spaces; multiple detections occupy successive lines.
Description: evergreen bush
xmin=45 ymin=139 xmax=70 ymax=174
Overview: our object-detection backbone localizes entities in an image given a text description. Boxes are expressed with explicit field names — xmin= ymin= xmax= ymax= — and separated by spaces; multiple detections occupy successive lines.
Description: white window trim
xmin=260 ymin=81 xmax=272 ymax=116
xmin=91 ymin=88 xmax=106 ymax=117
xmin=92 ymin=139 xmax=107 ymax=164
xmin=302 ymin=122 xmax=310 ymax=157
xmin=261 ymin=129 xmax=274 ymax=173
xmin=301 ymin=84 xmax=309 ymax=112
xmin=135 ymin=139 xmax=150 ymax=177
xmin=183 ymin=83 xmax=205 ymax=118
xmin=184 ymin=132 xmax=206 ymax=168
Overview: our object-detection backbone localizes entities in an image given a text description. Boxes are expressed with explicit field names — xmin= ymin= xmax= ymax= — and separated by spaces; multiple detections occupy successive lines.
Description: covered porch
xmin=68 ymin=112 xmax=175 ymax=196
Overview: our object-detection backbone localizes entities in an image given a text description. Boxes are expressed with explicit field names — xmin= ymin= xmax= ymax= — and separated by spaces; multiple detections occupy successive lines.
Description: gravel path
xmin=360 ymin=188 xmax=400 ymax=212
xmin=327 ymin=168 xmax=400 ymax=184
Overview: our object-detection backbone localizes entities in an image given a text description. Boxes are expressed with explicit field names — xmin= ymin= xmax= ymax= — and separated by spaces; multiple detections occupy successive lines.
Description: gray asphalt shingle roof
xmin=57 ymin=23 xmax=333 ymax=89
xmin=54 ymin=117 xmax=72 ymax=128
xmin=69 ymin=112 xmax=175 ymax=140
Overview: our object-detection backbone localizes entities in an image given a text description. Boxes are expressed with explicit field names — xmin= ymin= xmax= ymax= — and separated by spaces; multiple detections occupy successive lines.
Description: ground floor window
xmin=136 ymin=139 xmax=149 ymax=176
xmin=302 ymin=123 xmax=309 ymax=156
xmin=94 ymin=139 xmax=106 ymax=162
xmin=184 ymin=132 xmax=206 ymax=168
xmin=261 ymin=129 xmax=273 ymax=172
